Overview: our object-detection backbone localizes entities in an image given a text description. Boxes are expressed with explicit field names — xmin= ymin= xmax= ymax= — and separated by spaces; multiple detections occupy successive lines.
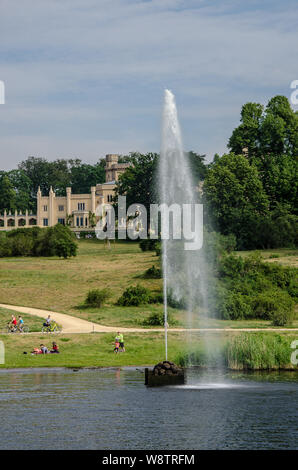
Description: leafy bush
xmin=0 ymin=225 xmax=77 ymax=258
xmin=143 ymin=265 xmax=161 ymax=279
xmin=148 ymin=291 xmax=163 ymax=304
xmin=85 ymin=288 xmax=111 ymax=308
xmin=117 ymin=284 xmax=151 ymax=306
xmin=219 ymin=292 xmax=253 ymax=320
xmin=139 ymin=239 xmax=158 ymax=252
xmin=167 ymin=291 xmax=187 ymax=310
xmin=155 ymin=242 xmax=161 ymax=256
xmin=253 ymin=290 xmax=294 ymax=326
xmin=211 ymin=251 xmax=298 ymax=321
xmin=36 ymin=224 xmax=77 ymax=258
xmin=142 ymin=310 xmax=178 ymax=326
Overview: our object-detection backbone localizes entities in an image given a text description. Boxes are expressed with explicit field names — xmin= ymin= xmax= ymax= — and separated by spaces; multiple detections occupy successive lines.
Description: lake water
xmin=0 ymin=367 xmax=297 ymax=450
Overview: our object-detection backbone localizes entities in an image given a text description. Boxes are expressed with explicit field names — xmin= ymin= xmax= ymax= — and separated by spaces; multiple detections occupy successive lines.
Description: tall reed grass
xmin=175 ymin=333 xmax=296 ymax=370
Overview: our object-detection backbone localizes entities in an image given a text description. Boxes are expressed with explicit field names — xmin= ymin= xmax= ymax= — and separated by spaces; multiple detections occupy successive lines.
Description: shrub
xmin=253 ymin=290 xmax=294 ymax=325
xmin=155 ymin=242 xmax=161 ymax=256
xmin=167 ymin=290 xmax=187 ymax=310
xmin=139 ymin=239 xmax=158 ymax=252
xmin=0 ymin=234 xmax=12 ymax=257
xmin=142 ymin=310 xmax=178 ymax=326
xmin=148 ymin=291 xmax=163 ymax=303
xmin=85 ymin=288 xmax=111 ymax=308
xmin=36 ymin=224 xmax=77 ymax=258
xmin=219 ymin=292 xmax=253 ymax=320
xmin=143 ymin=265 xmax=162 ymax=279
xmin=117 ymin=284 xmax=151 ymax=306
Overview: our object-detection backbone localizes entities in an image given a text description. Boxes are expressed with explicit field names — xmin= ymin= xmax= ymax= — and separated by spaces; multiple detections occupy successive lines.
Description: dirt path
xmin=1 ymin=303 xmax=298 ymax=334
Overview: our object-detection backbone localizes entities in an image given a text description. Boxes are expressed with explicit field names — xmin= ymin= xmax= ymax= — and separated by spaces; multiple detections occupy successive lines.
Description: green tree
xmin=7 ymin=169 xmax=33 ymax=212
xmin=114 ymin=152 xmax=159 ymax=231
xmin=228 ymin=96 xmax=298 ymax=158
xmin=203 ymin=153 xmax=269 ymax=249
xmin=69 ymin=159 xmax=105 ymax=193
xmin=0 ymin=174 xmax=17 ymax=212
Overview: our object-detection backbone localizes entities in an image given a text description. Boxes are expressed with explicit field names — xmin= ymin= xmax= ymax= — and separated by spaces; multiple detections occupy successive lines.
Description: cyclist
xmin=43 ymin=315 xmax=51 ymax=329
xmin=18 ymin=316 xmax=24 ymax=332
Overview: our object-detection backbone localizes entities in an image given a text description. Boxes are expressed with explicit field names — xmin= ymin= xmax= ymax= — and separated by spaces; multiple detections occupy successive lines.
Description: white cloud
xmin=0 ymin=0 xmax=297 ymax=169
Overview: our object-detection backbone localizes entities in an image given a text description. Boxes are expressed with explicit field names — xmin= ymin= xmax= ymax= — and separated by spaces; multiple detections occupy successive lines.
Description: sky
xmin=0 ymin=0 xmax=297 ymax=170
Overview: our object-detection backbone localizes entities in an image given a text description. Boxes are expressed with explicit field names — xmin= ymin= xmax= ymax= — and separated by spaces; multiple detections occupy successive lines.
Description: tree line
xmin=115 ymin=95 xmax=297 ymax=249
xmin=0 ymin=94 xmax=297 ymax=250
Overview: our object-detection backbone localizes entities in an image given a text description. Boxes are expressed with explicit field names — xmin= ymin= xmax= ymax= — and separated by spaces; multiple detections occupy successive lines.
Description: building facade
xmin=0 ymin=154 xmax=130 ymax=231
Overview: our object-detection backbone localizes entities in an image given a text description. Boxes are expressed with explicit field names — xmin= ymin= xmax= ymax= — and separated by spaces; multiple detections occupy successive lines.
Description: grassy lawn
xmin=0 ymin=331 xmax=184 ymax=368
xmin=238 ymin=248 xmax=298 ymax=267
xmin=0 ymin=330 xmax=297 ymax=369
xmin=0 ymin=239 xmax=163 ymax=325
xmin=0 ymin=240 xmax=297 ymax=329
xmin=0 ymin=307 xmax=44 ymax=333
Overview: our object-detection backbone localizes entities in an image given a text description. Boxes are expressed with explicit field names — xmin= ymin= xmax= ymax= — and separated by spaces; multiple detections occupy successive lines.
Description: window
xmin=43 ymin=218 xmax=48 ymax=227
xmin=58 ymin=218 xmax=65 ymax=225
xmin=76 ymin=217 xmax=85 ymax=227
xmin=107 ymin=195 xmax=113 ymax=202
xmin=43 ymin=205 xmax=48 ymax=212
xmin=78 ymin=203 xmax=85 ymax=211
xmin=58 ymin=205 xmax=64 ymax=212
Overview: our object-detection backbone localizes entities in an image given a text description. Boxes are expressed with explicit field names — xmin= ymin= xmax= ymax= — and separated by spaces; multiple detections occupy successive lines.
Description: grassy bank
xmin=0 ymin=331 xmax=297 ymax=370
xmin=175 ymin=332 xmax=298 ymax=370
xmin=0 ymin=240 xmax=297 ymax=328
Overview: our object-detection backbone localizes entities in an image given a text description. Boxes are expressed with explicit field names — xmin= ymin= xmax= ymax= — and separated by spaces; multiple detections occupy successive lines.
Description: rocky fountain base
xmin=145 ymin=361 xmax=185 ymax=387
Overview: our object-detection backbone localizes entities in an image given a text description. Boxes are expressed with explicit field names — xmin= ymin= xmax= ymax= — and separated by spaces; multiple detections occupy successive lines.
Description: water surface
xmin=0 ymin=368 xmax=297 ymax=450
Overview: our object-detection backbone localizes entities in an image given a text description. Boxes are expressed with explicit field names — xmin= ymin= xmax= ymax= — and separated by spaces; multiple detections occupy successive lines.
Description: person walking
xmin=118 ymin=332 xmax=125 ymax=353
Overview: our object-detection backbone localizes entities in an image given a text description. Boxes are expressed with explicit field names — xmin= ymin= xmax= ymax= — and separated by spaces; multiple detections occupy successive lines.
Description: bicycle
xmin=41 ymin=322 xmax=62 ymax=334
xmin=2 ymin=324 xmax=29 ymax=334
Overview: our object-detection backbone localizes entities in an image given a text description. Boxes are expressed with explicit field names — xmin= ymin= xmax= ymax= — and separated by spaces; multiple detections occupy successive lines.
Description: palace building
xmin=0 ymin=154 xmax=130 ymax=231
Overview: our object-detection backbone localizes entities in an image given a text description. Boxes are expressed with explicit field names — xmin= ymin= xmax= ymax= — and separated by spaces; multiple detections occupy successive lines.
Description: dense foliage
xmin=0 ymin=94 xmax=297 ymax=252
xmin=0 ymin=225 xmax=77 ymax=258
xmin=0 ymin=157 xmax=106 ymax=212
xmin=85 ymin=288 xmax=111 ymax=308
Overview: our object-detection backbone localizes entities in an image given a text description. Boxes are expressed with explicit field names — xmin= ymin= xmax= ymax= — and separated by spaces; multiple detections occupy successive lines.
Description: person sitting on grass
xmin=31 ymin=347 xmax=42 ymax=354
xmin=50 ymin=342 xmax=59 ymax=354
xmin=40 ymin=344 xmax=48 ymax=354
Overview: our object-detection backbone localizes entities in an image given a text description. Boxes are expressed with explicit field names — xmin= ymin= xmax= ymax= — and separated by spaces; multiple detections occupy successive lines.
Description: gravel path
xmin=1 ymin=303 xmax=298 ymax=334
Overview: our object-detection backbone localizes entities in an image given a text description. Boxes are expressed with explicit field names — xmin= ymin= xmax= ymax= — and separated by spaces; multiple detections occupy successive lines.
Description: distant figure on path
xmin=43 ymin=315 xmax=51 ymax=328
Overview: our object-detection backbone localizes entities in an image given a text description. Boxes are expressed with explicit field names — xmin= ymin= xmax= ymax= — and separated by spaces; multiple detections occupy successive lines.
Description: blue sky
xmin=0 ymin=0 xmax=297 ymax=170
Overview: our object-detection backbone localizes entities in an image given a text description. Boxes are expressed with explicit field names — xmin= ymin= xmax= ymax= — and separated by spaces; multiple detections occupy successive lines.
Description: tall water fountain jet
xmin=159 ymin=90 xmax=216 ymax=365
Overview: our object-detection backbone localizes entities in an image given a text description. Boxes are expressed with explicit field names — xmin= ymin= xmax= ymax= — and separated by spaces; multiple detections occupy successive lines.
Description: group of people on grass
xmin=31 ymin=342 xmax=59 ymax=355
xmin=114 ymin=332 xmax=125 ymax=353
